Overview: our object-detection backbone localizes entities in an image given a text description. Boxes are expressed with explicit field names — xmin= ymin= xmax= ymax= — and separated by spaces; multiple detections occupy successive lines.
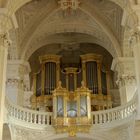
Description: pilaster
xmin=0 ymin=32 xmax=11 ymax=140
xmin=6 ymin=60 xmax=31 ymax=106
xmin=129 ymin=30 xmax=140 ymax=119
xmin=111 ymin=57 xmax=136 ymax=104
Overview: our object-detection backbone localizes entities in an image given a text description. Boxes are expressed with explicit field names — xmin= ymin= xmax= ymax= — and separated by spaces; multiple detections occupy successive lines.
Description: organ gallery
xmin=30 ymin=53 xmax=112 ymax=136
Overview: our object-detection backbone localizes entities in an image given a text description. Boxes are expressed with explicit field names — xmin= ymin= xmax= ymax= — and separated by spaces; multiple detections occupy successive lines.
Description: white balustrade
xmin=5 ymin=92 xmax=137 ymax=128
xmin=5 ymin=98 xmax=53 ymax=127
xmin=91 ymin=93 xmax=137 ymax=125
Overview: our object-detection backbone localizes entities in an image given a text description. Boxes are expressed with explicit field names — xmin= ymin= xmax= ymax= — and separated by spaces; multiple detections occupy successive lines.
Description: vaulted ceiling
xmin=13 ymin=0 xmax=126 ymax=59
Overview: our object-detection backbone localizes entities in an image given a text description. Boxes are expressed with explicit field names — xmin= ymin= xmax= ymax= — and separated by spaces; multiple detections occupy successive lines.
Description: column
xmin=6 ymin=60 xmax=31 ymax=106
xmin=0 ymin=33 xmax=11 ymax=140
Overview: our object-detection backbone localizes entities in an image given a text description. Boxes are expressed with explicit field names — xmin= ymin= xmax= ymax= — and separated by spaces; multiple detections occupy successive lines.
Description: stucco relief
xmin=0 ymin=32 xmax=11 ymax=48
xmin=9 ymin=124 xmax=55 ymax=140
xmin=112 ymin=57 xmax=136 ymax=87
xmin=8 ymin=122 xmax=135 ymax=140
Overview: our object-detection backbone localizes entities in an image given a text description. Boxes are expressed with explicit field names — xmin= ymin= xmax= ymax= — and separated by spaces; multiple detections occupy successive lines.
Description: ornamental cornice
xmin=6 ymin=78 xmax=23 ymax=86
xmin=116 ymin=74 xmax=136 ymax=87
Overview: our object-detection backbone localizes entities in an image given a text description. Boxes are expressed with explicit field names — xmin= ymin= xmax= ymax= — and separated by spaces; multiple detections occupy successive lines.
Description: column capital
xmin=0 ymin=32 xmax=11 ymax=48
xmin=116 ymin=74 xmax=136 ymax=87
xmin=111 ymin=57 xmax=135 ymax=73
xmin=111 ymin=57 xmax=136 ymax=87
xmin=129 ymin=28 xmax=140 ymax=46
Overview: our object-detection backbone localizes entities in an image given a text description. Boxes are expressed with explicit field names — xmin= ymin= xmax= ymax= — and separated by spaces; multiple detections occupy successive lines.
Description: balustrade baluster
xmin=91 ymin=114 xmax=93 ymax=124
xmin=42 ymin=115 xmax=45 ymax=125
xmin=18 ymin=109 xmax=20 ymax=119
xmin=125 ymin=108 xmax=127 ymax=118
xmin=110 ymin=112 xmax=112 ymax=121
xmin=38 ymin=114 xmax=41 ymax=124
xmin=103 ymin=113 xmax=107 ymax=123
xmin=30 ymin=113 xmax=32 ymax=123
xmin=34 ymin=114 xmax=37 ymax=124
xmin=94 ymin=114 xmax=97 ymax=124
xmin=114 ymin=112 xmax=116 ymax=120
xmin=15 ymin=108 xmax=17 ymax=118
xmin=18 ymin=110 xmax=20 ymax=119
xmin=47 ymin=115 xmax=49 ymax=125
xmin=41 ymin=115 xmax=43 ymax=124
xmin=113 ymin=111 xmax=116 ymax=121
xmin=127 ymin=107 xmax=129 ymax=117
xmin=10 ymin=106 xmax=12 ymax=116
xmin=107 ymin=112 xmax=110 ymax=122
xmin=13 ymin=108 xmax=15 ymax=118
xmin=12 ymin=107 xmax=14 ymax=117
xmin=122 ymin=109 xmax=125 ymax=119
xmin=27 ymin=112 xmax=29 ymax=122
xmin=117 ymin=110 xmax=120 ymax=120
xmin=49 ymin=115 xmax=52 ymax=125
xmin=99 ymin=114 xmax=103 ymax=123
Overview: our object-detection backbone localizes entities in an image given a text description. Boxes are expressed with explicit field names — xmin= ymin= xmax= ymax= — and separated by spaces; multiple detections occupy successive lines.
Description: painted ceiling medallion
xmin=58 ymin=0 xmax=80 ymax=11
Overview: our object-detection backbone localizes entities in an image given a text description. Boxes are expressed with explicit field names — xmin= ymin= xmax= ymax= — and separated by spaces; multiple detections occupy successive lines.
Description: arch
xmin=21 ymin=6 xmax=121 ymax=60
xmin=5 ymin=0 xmax=139 ymax=61
xmin=24 ymin=30 xmax=114 ymax=61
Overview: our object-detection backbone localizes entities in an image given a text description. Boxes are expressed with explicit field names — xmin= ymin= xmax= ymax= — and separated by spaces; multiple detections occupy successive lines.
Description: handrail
xmin=5 ymin=92 xmax=137 ymax=127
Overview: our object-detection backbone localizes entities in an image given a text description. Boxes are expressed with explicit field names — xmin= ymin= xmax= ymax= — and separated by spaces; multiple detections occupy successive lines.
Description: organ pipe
xmin=31 ymin=53 xmax=112 ymax=111
xmin=97 ymin=62 xmax=102 ymax=95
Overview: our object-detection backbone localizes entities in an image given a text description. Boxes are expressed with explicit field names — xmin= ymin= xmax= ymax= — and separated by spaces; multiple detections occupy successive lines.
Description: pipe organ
xmin=30 ymin=53 xmax=112 ymax=135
